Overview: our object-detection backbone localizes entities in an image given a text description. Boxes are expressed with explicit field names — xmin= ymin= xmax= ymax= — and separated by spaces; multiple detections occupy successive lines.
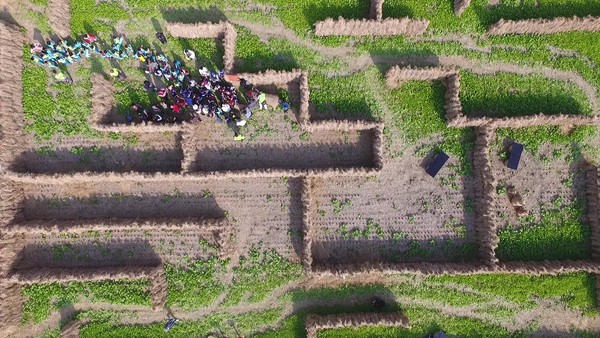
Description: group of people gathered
xmin=29 ymin=32 xmax=290 ymax=140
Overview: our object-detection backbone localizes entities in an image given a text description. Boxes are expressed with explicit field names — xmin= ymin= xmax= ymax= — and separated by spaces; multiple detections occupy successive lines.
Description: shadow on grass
xmin=462 ymin=93 xmax=588 ymax=118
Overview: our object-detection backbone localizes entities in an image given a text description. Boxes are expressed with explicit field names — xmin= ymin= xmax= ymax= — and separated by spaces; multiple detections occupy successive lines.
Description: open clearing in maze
xmin=5 ymin=0 xmax=600 ymax=336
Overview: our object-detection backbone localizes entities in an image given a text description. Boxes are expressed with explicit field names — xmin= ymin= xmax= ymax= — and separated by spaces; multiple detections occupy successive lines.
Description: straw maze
xmin=2 ymin=7 xmax=600 ymax=334
xmin=313 ymin=0 xmax=600 ymax=35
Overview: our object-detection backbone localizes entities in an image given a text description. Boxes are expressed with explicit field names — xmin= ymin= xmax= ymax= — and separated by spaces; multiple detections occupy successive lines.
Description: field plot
xmin=489 ymin=129 xmax=591 ymax=261
xmin=188 ymin=123 xmax=375 ymax=172
xmin=310 ymin=147 xmax=477 ymax=267
xmin=12 ymin=177 xmax=303 ymax=262
xmin=460 ymin=71 xmax=594 ymax=118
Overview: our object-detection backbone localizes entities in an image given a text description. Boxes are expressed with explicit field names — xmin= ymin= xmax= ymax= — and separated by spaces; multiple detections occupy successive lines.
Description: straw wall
xmin=488 ymin=16 xmax=600 ymax=35
xmin=315 ymin=18 xmax=429 ymax=36
xmin=443 ymin=73 xmax=463 ymax=123
xmin=448 ymin=114 xmax=599 ymax=129
xmin=301 ymin=178 xmax=314 ymax=273
xmin=586 ymin=165 xmax=600 ymax=261
xmin=385 ymin=66 xmax=457 ymax=88
xmin=370 ymin=0 xmax=384 ymax=20
xmin=305 ymin=312 xmax=410 ymax=338
xmin=8 ymin=265 xmax=157 ymax=284
xmin=472 ymin=127 xmax=500 ymax=268
xmin=0 ymin=22 xmax=26 ymax=171
xmin=4 ymin=217 xmax=229 ymax=234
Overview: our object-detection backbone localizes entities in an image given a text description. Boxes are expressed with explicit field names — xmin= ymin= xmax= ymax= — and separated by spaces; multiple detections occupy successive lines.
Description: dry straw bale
xmin=471 ymin=127 xmax=500 ymax=267
xmin=9 ymin=265 xmax=157 ymax=284
xmin=449 ymin=114 xmax=599 ymax=129
xmin=0 ymin=22 xmax=26 ymax=170
xmin=5 ymin=161 xmax=382 ymax=183
xmin=371 ymin=124 xmax=385 ymax=169
xmin=497 ymin=260 xmax=600 ymax=274
xmin=166 ymin=22 xmax=226 ymax=39
xmin=48 ymin=0 xmax=71 ymax=38
xmin=488 ymin=16 xmax=600 ymax=35
xmin=237 ymin=69 xmax=303 ymax=85
xmin=222 ymin=22 xmax=237 ymax=73
xmin=310 ymin=262 xmax=490 ymax=276
xmin=305 ymin=312 xmax=410 ymax=338
xmin=303 ymin=120 xmax=382 ymax=132
xmin=586 ymin=164 xmax=600 ymax=260
xmin=301 ymin=177 xmax=315 ymax=272
xmin=454 ymin=0 xmax=472 ymax=17
xmin=314 ymin=18 xmax=429 ymax=36
xmin=5 ymin=217 xmax=228 ymax=234
xmin=370 ymin=0 xmax=384 ymax=20
xmin=385 ymin=66 xmax=458 ymax=88
xmin=443 ymin=73 xmax=463 ymax=123
xmin=299 ymin=71 xmax=310 ymax=124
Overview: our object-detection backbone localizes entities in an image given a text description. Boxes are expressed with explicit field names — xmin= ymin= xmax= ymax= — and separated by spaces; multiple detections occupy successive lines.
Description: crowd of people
xmin=28 ymin=32 xmax=290 ymax=140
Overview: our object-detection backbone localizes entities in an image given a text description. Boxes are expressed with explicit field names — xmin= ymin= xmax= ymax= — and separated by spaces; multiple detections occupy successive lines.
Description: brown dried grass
xmin=586 ymin=164 xmax=600 ymax=260
xmin=314 ymin=18 xmax=429 ymax=36
xmin=472 ymin=127 xmax=500 ymax=268
xmin=369 ymin=0 xmax=384 ymax=20
xmin=0 ymin=22 xmax=26 ymax=171
xmin=305 ymin=312 xmax=410 ymax=338
xmin=166 ymin=22 xmax=226 ymax=39
xmin=4 ymin=217 xmax=229 ymax=234
xmin=449 ymin=114 xmax=600 ymax=129
xmin=488 ymin=16 xmax=600 ymax=35
xmin=301 ymin=177 xmax=314 ymax=273
xmin=9 ymin=265 xmax=158 ymax=284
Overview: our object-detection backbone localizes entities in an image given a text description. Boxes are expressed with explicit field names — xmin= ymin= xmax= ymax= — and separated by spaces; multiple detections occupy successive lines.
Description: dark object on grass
xmin=426 ymin=152 xmax=449 ymax=178
xmin=370 ymin=296 xmax=386 ymax=309
xmin=505 ymin=142 xmax=523 ymax=170
xmin=156 ymin=32 xmax=167 ymax=44
xmin=164 ymin=318 xmax=178 ymax=332
xmin=429 ymin=331 xmax=449 ymax=338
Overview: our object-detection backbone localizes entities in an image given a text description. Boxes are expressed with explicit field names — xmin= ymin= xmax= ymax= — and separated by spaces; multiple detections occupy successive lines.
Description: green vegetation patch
xmin=496 ymin=197 xmax=591 ymax=261
xmin=80 ymin=308 xmax=282 ymax=337
xmin=429 ymin=272 xmax=598 ymax=315
xmin=460 ymin=71 xmax=593 ymax=117
xmin=224 ymin=246 xmax=303 ymax=306
xmin=22 ymin=50 xmax=97 ymax=140
xmin=495 ymin=125 xmax=596 ymax=156
xmin=165 ymin=257 xmax=228 ymax=310
xmin=21 ymin=279 xmax=152 ymax=323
